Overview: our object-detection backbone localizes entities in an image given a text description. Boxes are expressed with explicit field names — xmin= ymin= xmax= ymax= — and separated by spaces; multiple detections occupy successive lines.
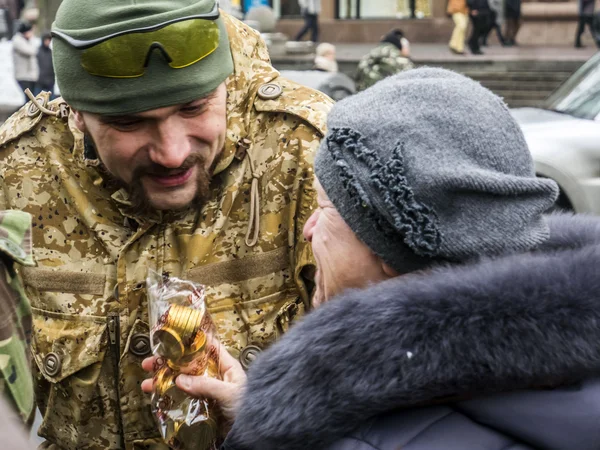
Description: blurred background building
xmin=242 ymin=0 xmax=588 ymax=46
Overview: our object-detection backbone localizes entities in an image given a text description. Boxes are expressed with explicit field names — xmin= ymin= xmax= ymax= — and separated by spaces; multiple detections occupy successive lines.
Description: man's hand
xmin=141 ymin=343 xmax=247 ymax=421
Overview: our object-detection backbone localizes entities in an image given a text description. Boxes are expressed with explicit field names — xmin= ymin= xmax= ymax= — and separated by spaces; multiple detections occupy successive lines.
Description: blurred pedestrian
xmin=0 ymin=0 xmax=17 ymax=38
xmin=467 ymin=0 xmax=491 ymax=54
xmin=36 ymin=32 xmax=54 ymax=95
xmin=575 ymin=0 xmax=599 ymax=48
xmin=12 ymin=21 xmax=38 ymax=94
xmin=504 ymin=0 xmax=521 ymax=46
xmin=215 ymin=69 xmax=600 ymax=450
xmin=355 ymin=28 xmax=414 ymax=91
xmin=481 ymin=0 xmax=506 ymax=46
xmin=313 ymin=42 xmax=338 ymax=72
xmin=295 ymin=0 xmax=320 ymax=42
xmin=447 ymin=0 xmax=469 ymax=54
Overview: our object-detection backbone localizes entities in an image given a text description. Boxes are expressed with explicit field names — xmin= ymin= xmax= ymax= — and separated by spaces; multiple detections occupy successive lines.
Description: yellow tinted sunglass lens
xmin=80 ymin=19 xmax=220 ymax=78
xmin=157 ymin=19 xmax=219 ymax=69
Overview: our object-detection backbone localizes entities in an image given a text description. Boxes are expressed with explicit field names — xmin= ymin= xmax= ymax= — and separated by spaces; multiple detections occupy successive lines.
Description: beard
xmin=85 ymin=135 xmax=215 ymax=216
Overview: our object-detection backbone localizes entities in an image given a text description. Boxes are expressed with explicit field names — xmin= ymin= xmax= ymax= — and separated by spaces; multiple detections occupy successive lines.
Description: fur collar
xmin=225 ymin=214 xmax=600 ymax=450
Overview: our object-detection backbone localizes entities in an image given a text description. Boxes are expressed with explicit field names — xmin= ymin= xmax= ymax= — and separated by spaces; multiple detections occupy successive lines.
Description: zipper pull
xmin=108 ymin=313 xmax=119 ymax=346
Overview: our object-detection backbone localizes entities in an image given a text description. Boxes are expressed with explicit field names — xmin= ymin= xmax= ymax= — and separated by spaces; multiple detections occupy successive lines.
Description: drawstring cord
xmin=24 ymin=89 xmax=69 ymax=118
xmin=244 ymin=146 xmax=260 ymax=247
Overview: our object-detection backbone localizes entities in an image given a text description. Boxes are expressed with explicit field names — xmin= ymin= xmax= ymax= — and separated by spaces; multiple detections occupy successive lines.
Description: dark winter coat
xmin=36 ymin=45 xmax=55 ymax=90
xmin=505 ymin=0 xmax=521 ymax=18
xmin=223 ymin=214 xmax=600 ymax=450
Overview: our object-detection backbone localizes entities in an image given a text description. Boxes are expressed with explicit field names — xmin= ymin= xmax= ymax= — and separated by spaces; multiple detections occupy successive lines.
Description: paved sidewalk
xmin=272 ymin=42 xmax=598 ymax=64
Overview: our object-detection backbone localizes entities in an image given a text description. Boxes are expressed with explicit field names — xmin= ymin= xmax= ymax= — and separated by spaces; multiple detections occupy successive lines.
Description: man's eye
xmin=111 ymin=120 xmax=142 ymax=130
xmin=181 ymin=105 xmax=206 ymax=115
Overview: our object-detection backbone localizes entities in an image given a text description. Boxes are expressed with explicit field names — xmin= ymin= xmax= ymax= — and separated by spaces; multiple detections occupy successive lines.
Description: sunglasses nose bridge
xmin=143 ymin=42 xmax=173 ymax=68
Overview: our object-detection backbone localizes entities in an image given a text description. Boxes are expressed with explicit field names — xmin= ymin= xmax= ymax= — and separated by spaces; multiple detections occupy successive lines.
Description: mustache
xmin=132 ymin=153 xmax=207 ymax=179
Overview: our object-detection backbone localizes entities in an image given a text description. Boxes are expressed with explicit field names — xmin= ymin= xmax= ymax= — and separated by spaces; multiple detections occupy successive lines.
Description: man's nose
xmin=303 ymin=210 xmax=318 ymax=243
xmin=149 ymin=120 xmax=191 ymax=168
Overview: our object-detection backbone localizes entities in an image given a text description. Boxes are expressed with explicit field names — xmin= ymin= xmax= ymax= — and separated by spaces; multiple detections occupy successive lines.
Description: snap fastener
xmin=43 ymin=352 xmax=62 ymax=377
xmin=26 ymin=94 xmax=48 ymax=118
xmin=239 ymin=345 xmax=262 ymax=370
xmin=257 ymin=83 xmax=282 ymax=100
xmin=130 ymin=334 xmax=151 ymax=357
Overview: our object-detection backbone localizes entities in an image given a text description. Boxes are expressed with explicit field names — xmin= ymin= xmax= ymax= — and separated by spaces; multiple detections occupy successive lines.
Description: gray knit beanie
xmin=314 ymin=68 xmax=559 ymax=273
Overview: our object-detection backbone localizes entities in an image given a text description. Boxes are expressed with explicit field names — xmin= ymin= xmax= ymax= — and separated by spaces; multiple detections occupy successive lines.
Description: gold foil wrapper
xmin=151 ymin=301 xmax=218 ymax=449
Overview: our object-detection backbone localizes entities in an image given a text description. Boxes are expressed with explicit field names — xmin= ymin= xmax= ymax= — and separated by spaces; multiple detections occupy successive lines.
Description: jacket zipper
xmin=108 ymin=312 xmax=126 ymax=449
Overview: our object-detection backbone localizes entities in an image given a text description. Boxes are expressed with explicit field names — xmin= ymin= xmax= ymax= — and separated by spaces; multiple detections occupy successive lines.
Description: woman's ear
xmin=381 ymin=261 xmax=400 ymax=278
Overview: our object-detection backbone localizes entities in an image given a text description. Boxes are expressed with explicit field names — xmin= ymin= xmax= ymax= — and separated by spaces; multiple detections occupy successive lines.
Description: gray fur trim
xmin=225 ymin=214 xmax=600 ymax=450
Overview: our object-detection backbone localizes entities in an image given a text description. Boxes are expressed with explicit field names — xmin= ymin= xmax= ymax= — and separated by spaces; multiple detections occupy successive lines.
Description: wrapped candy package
xmin=147 ymin=271 xmax=220 ymax=450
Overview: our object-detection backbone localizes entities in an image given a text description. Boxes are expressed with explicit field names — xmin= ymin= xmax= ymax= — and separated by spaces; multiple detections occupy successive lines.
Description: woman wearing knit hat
xmin=169 ymin=68 xmax=600 ymax=449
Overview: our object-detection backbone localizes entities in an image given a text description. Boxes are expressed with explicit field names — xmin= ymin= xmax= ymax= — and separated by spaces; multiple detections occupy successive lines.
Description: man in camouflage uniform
xmin=0 ymin=210 xmax=35 ymax=449
xmin=0 ymin=0 xmax=332 ymax=448
xmin=355 ymin=29 xmax=415 ymax=92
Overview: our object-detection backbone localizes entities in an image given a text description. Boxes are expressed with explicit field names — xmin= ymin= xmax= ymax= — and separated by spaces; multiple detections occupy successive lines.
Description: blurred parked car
xmin=512 ymin=52 xmax=600 ymax=214
xmin=279 ymin=70 xmax=356 ymax=102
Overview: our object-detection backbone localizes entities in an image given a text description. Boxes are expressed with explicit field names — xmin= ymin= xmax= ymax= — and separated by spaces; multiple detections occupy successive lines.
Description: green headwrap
xmin=52 ymin=0 xmax=233 ymax=115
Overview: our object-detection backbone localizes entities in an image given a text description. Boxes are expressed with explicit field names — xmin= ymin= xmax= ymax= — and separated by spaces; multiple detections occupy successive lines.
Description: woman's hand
xmin=141 ymin=343 xmax=247 ymax=421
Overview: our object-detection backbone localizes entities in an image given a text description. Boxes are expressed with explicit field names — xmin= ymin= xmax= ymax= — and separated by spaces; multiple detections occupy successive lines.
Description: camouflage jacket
xmin=0 ymin=13 xmax=332 ymax=450
xmin=354 ymin=43 xmax=415 ymax=92
xmin=0 ymin=210 xmax=35 ymax=423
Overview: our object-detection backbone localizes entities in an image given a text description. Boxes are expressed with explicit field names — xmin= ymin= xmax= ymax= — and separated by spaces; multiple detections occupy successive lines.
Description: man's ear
xmin=72 ymin=110 xmax=87 ymax=133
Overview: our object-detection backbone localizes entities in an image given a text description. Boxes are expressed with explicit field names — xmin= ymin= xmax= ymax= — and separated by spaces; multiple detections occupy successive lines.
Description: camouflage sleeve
xmin=0 ymin=211 xmax=35 ymax=424
xmin=289 ymin=123 xmax=319 ymax=311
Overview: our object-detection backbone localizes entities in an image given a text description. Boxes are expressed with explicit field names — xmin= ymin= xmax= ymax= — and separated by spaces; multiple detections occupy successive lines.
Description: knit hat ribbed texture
xmin=52 ymin=0 xmax=233 ymax=114
xmin=315 ymin=68 xmax=559 ymax=272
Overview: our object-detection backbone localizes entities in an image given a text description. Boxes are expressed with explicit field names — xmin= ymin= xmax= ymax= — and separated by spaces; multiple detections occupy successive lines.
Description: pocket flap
xmin=31 ymin=307 xmax=108 ymax=383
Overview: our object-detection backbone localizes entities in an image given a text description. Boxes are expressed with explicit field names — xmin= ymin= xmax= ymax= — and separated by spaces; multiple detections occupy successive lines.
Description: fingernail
xmin=178 ymin=375 xmax=191 ymax=390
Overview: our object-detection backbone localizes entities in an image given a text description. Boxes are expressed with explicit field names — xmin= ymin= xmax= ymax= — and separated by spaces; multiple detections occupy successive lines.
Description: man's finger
xmin=176 ymin=374 xmax=236 ymax=403
xmin=141 ymin=378 xmax=154 ymax=393
xmin=141 ymin=356 xmax=157 ymax=372
xmin=217 ymin=343 xmax=241 ymax=372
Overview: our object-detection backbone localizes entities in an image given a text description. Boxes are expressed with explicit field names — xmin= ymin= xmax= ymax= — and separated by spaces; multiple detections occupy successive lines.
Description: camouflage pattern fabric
xmin=0 ymin=210 xmax=35 ymax=423
xmin=354 ymin=43 xmax=415 ymax=92
xmin=0 ymin=13 xmax=332 ymax=450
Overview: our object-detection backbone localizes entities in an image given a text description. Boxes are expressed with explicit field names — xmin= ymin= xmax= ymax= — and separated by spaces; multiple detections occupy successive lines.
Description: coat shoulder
xmin=253 ymin=77 xmax=333 ymax=138
xmin=0 ymin=93 xmax=69 ymax=152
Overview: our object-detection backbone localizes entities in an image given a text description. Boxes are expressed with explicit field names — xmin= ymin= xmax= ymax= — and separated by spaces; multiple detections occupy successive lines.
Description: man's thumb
xmin=176 ymin=374 xmax=231 ymax=402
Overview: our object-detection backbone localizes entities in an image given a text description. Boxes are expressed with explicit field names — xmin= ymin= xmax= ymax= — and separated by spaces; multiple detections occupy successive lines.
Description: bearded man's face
xmin=73 ymin=83 xmax=227 ymax=212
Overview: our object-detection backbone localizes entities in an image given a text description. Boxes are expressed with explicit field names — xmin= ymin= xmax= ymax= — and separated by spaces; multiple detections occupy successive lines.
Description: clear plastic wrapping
xmin=147 ymin=271 xmax=220 ymax=450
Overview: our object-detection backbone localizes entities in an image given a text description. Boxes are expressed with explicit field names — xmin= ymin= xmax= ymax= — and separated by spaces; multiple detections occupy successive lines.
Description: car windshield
xmin=545 ymin=53 xmax=600 ymax=120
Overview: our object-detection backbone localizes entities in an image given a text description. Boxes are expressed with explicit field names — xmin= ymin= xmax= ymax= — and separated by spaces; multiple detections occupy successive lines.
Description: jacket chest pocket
xmin=187 ymin=248 xmax=305 ymax=359
xmin=30 ymin=307 xmax=121 ymax=449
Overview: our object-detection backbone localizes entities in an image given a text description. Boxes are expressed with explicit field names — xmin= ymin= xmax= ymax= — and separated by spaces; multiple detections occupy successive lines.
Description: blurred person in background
xmin=295 ymin=0 xmax=320 ymax=42
xmin=36 ymin=32 xmax=54 ymax=96
xmin=447 ymin=0 xmax=469 ymax=55
xmin=12 ymin=21 xmax=38 ymax=95
xmin=504 ymin=0 xmax=521 ymax=46
xmin=313 ymin=42 xmax=338 ymax=72
xmin=180 ymin=68 xmax=600 ymax=450
xmin=0 ymin=0 xmax=17 ymax=39
xmin=575 ymin=0 xmax=599 ymax=48
xmin=467 ymin=0 xmax=491 ymax=54
xmin=481 ymin=0 xmax=506 ymax=46
xmin=355 ymin=28 xmax=414 ymax=91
